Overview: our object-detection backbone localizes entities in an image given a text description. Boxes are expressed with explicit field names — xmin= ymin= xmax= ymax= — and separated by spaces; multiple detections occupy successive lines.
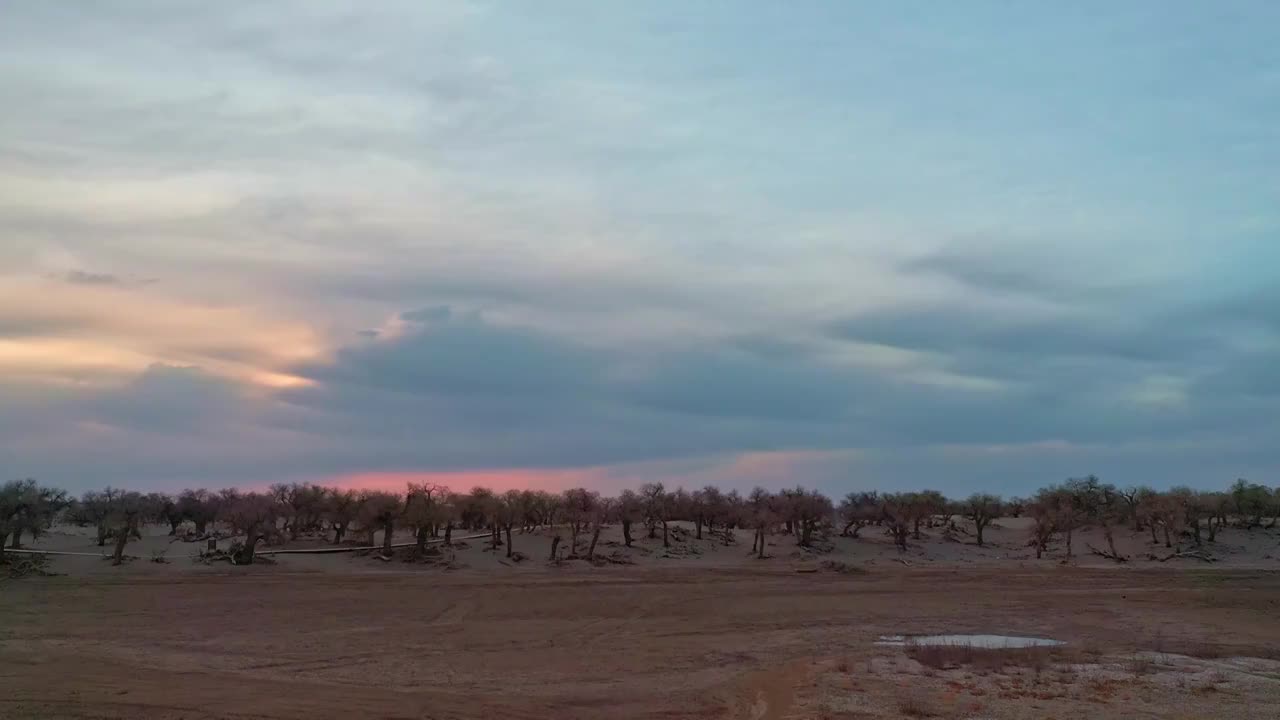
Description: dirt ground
xmin=3 ymin=523 xmax=1279 ymax=718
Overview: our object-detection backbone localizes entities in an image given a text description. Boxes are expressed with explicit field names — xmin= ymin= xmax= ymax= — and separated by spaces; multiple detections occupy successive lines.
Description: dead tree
xmin=964 ymin=494 xmax=1002 ymax=547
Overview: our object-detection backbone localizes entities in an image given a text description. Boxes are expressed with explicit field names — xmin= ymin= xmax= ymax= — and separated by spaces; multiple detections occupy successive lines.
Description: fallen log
xmin=1087 ymin=544 xmax=1129 ymax=563
xmin=1157 ymin=550 xmax=1216 ymax=563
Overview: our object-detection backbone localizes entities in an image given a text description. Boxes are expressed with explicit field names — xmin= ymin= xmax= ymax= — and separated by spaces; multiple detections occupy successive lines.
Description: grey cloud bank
xmin=0 ymin=2 xmax=1276 ymax=494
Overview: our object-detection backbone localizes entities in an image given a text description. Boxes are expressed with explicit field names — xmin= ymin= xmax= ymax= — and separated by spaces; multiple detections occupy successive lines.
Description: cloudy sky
xmin=2 ymin=2 xmax=1277 ymax=496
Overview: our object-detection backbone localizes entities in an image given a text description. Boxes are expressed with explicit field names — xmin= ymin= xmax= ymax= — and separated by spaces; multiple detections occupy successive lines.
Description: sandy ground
xmin=3 ymin=521 xmax=1279 ymax=718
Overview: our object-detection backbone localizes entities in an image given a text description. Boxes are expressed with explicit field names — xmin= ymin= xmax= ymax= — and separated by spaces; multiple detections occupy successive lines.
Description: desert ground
xmin=4 ymin=520 xmax=1279 ymax=719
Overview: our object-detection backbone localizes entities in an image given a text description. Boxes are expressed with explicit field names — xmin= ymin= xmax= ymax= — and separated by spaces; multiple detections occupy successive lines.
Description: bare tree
xmin=640 ymin=482 xmax=669 ymax=547
xmin=1156 ymin=491 xmax=1189 ymax=550
xmin=747 ymin=487 xmax=774 ymax=559
xmin=879 ymin=493 xmax=916 ymax=551
xmin=2 ymin=480 xmax=68 ymax=557
xmin=617 ymin=489 xmax=641 ymax=547
xmin=500 ymin=489 xmax=524 ymax=557
xmin=440 ymin=492 xmax=464 ymax=545
xmin=107 ymin=491 xmax=161 ymax=565
xmin=357 ymin=491 xmax=402 ymax=555
xmin=1005 ymin=497 xmax=1026 ymax=518
xmin=694 ymin=485 xmax=725 ymax=540
xmin=177 ymin=489 xmax=219 ymax=537
xmin=1120 ymin=487 xmax=1152 ymax=531
xmin=561 ymin=487 xmax=598 ymax=556
xmin=964 ymin=494 xmax=1002 ymax=547
xmin=147 ymin=494 xmax=183 ymax=535
xmin=274 ymin=483 xmax=327 ymax=540
xmin=1050 ymin=480 xmax=1091 ymax=558
xmin=787 ymin=487 xmax=832 ymax=548
xmin=912 ymin=490 xmax=948 ymax=538
xmin=324 ymin=488 xmax=361 ymax=544
xmin=1178 ymin=488 xmax=1212 ymax=546
xmin=838 ymin=491 xmax=879 ymax=538
xmin=220 ymin=492 xmax=282 ymax=564
xmin=720 ymin=489 xmax=745 ymax=546
xmin=404 ymin=483 xmax=448 ymax=552
xmin=1230 ymin=479 xmax=1269 ymax=528
xmin=68 ymin=487 xmax=124 ymax=547
xmin=1027 ymin=496 xmax=1056 ymax=559
xmin=586 ymin=498 xmax=613 ymax=561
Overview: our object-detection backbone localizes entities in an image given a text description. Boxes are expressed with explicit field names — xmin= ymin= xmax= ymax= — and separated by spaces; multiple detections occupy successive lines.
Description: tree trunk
xmin=756 ymin=527 xmax=766 ymax=559
xmin=662 ymin=520 xmax=669 ymax=548
xmin=647 ymin=521 xmax=657 ymax=539
xmin=0 ymin=533 xmax=7 ymax=558
xmin=570 ymin=525 xmax=579 ymax=556
xmin=1065 ymin=527 xmax=1074 ymax=558
xmin=587 ymin=523 xmax=602 ymax=561
xmin=241 ymin=532 xmax=260 ymax=564
xmin=416 ymin=527 xmax=428 ymax=552
xmin=1035 ymin=541 xmax=1044 ymax=559
xmin=1207 ymin=518 xmax=1218 ymax=542
xmin=750 ymin=529 xmax=759 ymax=555
xmin=9 ymin=529 xmax=21 ymax=549
xmin=168 ymin=519 xmax=181 ymax=536
xmin=194 ymin=520 xmax=207 ymax=536
xmin=695 ymin=518 xmax=702 ymax=540
xmin=1149 ymin=524 xmax=1159 ymax=544
xmin=382 ymin=523 xmax=394 ymax=555
xmin=111 ymin=523 xmax=132 ymax=565
xmin=505 ymin=525 xmax=513 ymax=558
xmin=622 ymin=519 xmax=633 ymax=547
xmin=1163 ymin=526 xmax=1172 ymax=549
xmin=444 ymin=522 xmax=453 ymax=546
xmin=975 ymin=521 xmax=986 ymax=547
xmin=549 ymin=535 xmax=561 ymax=561
xmin=334 ymin=525 xmax=346 ymax=544
xmin=912 ymin=517 xmax=922 ymax=540
xmin=1104 ymin=525 xmax=1120 ymax=557
xmin=1192 ymin=519 xmax=1202 ymax=546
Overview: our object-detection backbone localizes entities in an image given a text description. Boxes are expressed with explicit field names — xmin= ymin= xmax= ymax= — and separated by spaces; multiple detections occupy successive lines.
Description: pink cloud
xmin=323 ymin=449 xmax=864 ymax=495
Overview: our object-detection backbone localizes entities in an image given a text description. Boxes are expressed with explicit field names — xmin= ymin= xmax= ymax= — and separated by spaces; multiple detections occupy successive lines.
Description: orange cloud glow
xmin=0 ymin=276 xmax=325 ymax=389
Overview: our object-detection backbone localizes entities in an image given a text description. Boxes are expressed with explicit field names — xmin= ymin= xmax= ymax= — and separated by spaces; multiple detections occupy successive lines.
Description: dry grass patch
xmin=895 ymin=692 xmax=940 ymax=717
xmin=1 ymin=552 xmax=59 ymax=578
xmin=1157 ymin=639 xmax=1228 ymax=659
xmin=1125 ymin=654 xmax=1156 ymax=676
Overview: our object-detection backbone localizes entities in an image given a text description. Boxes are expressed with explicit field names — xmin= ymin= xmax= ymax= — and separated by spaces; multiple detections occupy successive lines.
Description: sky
xmin=2 ymin=1 xmax=1278 ymax=497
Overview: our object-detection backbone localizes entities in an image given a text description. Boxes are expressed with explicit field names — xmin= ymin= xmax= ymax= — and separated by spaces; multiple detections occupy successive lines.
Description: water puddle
xmin=876 ymin=634 xmax=1064 ymax=648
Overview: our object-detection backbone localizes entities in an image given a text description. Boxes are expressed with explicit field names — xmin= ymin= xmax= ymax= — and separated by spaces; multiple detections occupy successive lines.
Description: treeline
xmin=2 ymin=476 xmax=1277 ymax=565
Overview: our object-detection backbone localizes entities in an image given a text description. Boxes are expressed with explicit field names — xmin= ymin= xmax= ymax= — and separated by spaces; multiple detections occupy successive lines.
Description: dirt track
xmin=4 ymin=566 xmax=1278 ymax=719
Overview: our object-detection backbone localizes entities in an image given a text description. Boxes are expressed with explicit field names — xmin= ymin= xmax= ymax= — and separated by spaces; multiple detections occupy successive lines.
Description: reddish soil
xmin=3 ymin=565 xmax=1278 ymax=719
